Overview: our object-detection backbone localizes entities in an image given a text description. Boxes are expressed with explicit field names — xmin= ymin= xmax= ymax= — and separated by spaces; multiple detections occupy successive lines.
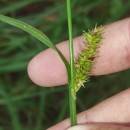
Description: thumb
xmin=67 ymin=124 xmax=130 ymax=130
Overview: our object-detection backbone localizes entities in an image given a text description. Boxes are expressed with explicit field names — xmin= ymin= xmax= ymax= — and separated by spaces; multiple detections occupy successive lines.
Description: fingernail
xmin=67 ymin=125 xmax=88 ymax=130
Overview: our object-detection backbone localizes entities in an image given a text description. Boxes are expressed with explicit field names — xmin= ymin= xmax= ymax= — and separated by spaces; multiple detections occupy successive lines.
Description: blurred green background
xmin=0 ymin=0 xmax=130 ymax=130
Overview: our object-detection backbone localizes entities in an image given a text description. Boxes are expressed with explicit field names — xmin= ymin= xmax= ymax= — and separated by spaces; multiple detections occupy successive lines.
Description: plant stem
xmin=66 ymin=0 xmax=77 ymax=126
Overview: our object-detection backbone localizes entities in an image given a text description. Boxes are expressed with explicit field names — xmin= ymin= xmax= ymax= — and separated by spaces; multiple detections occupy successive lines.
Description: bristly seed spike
xmin=74 ymin=26 xmax=103 ymax=96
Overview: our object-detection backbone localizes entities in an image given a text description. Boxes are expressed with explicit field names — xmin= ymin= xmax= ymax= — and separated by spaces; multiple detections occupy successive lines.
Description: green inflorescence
xmin=73 ymin=26 xmax=103 ymax=98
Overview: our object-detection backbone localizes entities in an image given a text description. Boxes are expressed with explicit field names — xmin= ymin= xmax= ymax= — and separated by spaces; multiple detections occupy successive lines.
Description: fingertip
xmin=27 ymin=48 xmax=68 ymax=87
xmin=27 ymin=52 xmax=48 ymax=87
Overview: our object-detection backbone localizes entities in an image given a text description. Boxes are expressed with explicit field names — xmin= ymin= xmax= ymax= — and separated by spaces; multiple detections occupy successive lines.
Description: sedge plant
xmin=0 ymin=0 xmax=103 ymax=127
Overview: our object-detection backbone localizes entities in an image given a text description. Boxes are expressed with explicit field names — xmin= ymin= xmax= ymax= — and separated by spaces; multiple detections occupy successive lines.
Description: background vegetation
xmin=0 ymin=0 xmax=130 ymax=130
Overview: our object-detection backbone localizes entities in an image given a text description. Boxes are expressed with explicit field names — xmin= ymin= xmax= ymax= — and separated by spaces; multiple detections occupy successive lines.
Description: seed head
xmin=74 ymin=26 xmax=103 ymax=94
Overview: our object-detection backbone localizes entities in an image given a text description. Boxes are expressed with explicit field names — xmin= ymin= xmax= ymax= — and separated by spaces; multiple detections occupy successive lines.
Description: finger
xmin=28 ymin=18 xmax=130 ymax=86
xmin=67 ymin=124 xmax=130 ymax=130
xmin=47 ymin=88 xmax=130 ymax=130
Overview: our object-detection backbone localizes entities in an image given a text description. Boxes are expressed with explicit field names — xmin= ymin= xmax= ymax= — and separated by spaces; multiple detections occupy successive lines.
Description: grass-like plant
xmin=0 ymin=0 xmax=103 ymax=127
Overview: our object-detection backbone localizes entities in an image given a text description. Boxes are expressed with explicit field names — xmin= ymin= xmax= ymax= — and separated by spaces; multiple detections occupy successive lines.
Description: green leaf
xmin=0 ymin=14 xmax=70 ymax=78
xmin=0 ymin=14 xmax=55 ymax=50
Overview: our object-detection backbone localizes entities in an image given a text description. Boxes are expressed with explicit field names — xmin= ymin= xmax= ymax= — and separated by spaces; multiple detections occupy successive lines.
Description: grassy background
xmin=0 ymin=0 xmax=130 ymax=130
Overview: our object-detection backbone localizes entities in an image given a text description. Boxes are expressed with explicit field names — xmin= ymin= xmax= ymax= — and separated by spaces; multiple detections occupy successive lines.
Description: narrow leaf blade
xmin=0 ymin=14 xmax=55 ymax=50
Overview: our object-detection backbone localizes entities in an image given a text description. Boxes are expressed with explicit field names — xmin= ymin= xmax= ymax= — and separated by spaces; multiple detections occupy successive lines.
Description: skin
xmin=28 ymin=18 xmax=130 ymax=130
xmin=67 ymin=124 xmax=130 ymax=130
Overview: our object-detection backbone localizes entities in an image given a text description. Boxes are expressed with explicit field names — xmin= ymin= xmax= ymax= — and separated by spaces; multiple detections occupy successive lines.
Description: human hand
xmin=28 ymin=18 xmax=130 ymax=130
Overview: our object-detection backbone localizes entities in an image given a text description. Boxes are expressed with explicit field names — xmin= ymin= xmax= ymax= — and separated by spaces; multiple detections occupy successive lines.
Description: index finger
xmin=28 ymin=18 xmax=130 ymax=87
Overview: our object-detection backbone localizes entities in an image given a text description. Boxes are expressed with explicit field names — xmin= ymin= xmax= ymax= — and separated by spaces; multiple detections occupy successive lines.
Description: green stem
xmin=69 ymin=86 xmax=77 ymax=126
xmin=66 ymin=0 xmax=77 ymax=126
